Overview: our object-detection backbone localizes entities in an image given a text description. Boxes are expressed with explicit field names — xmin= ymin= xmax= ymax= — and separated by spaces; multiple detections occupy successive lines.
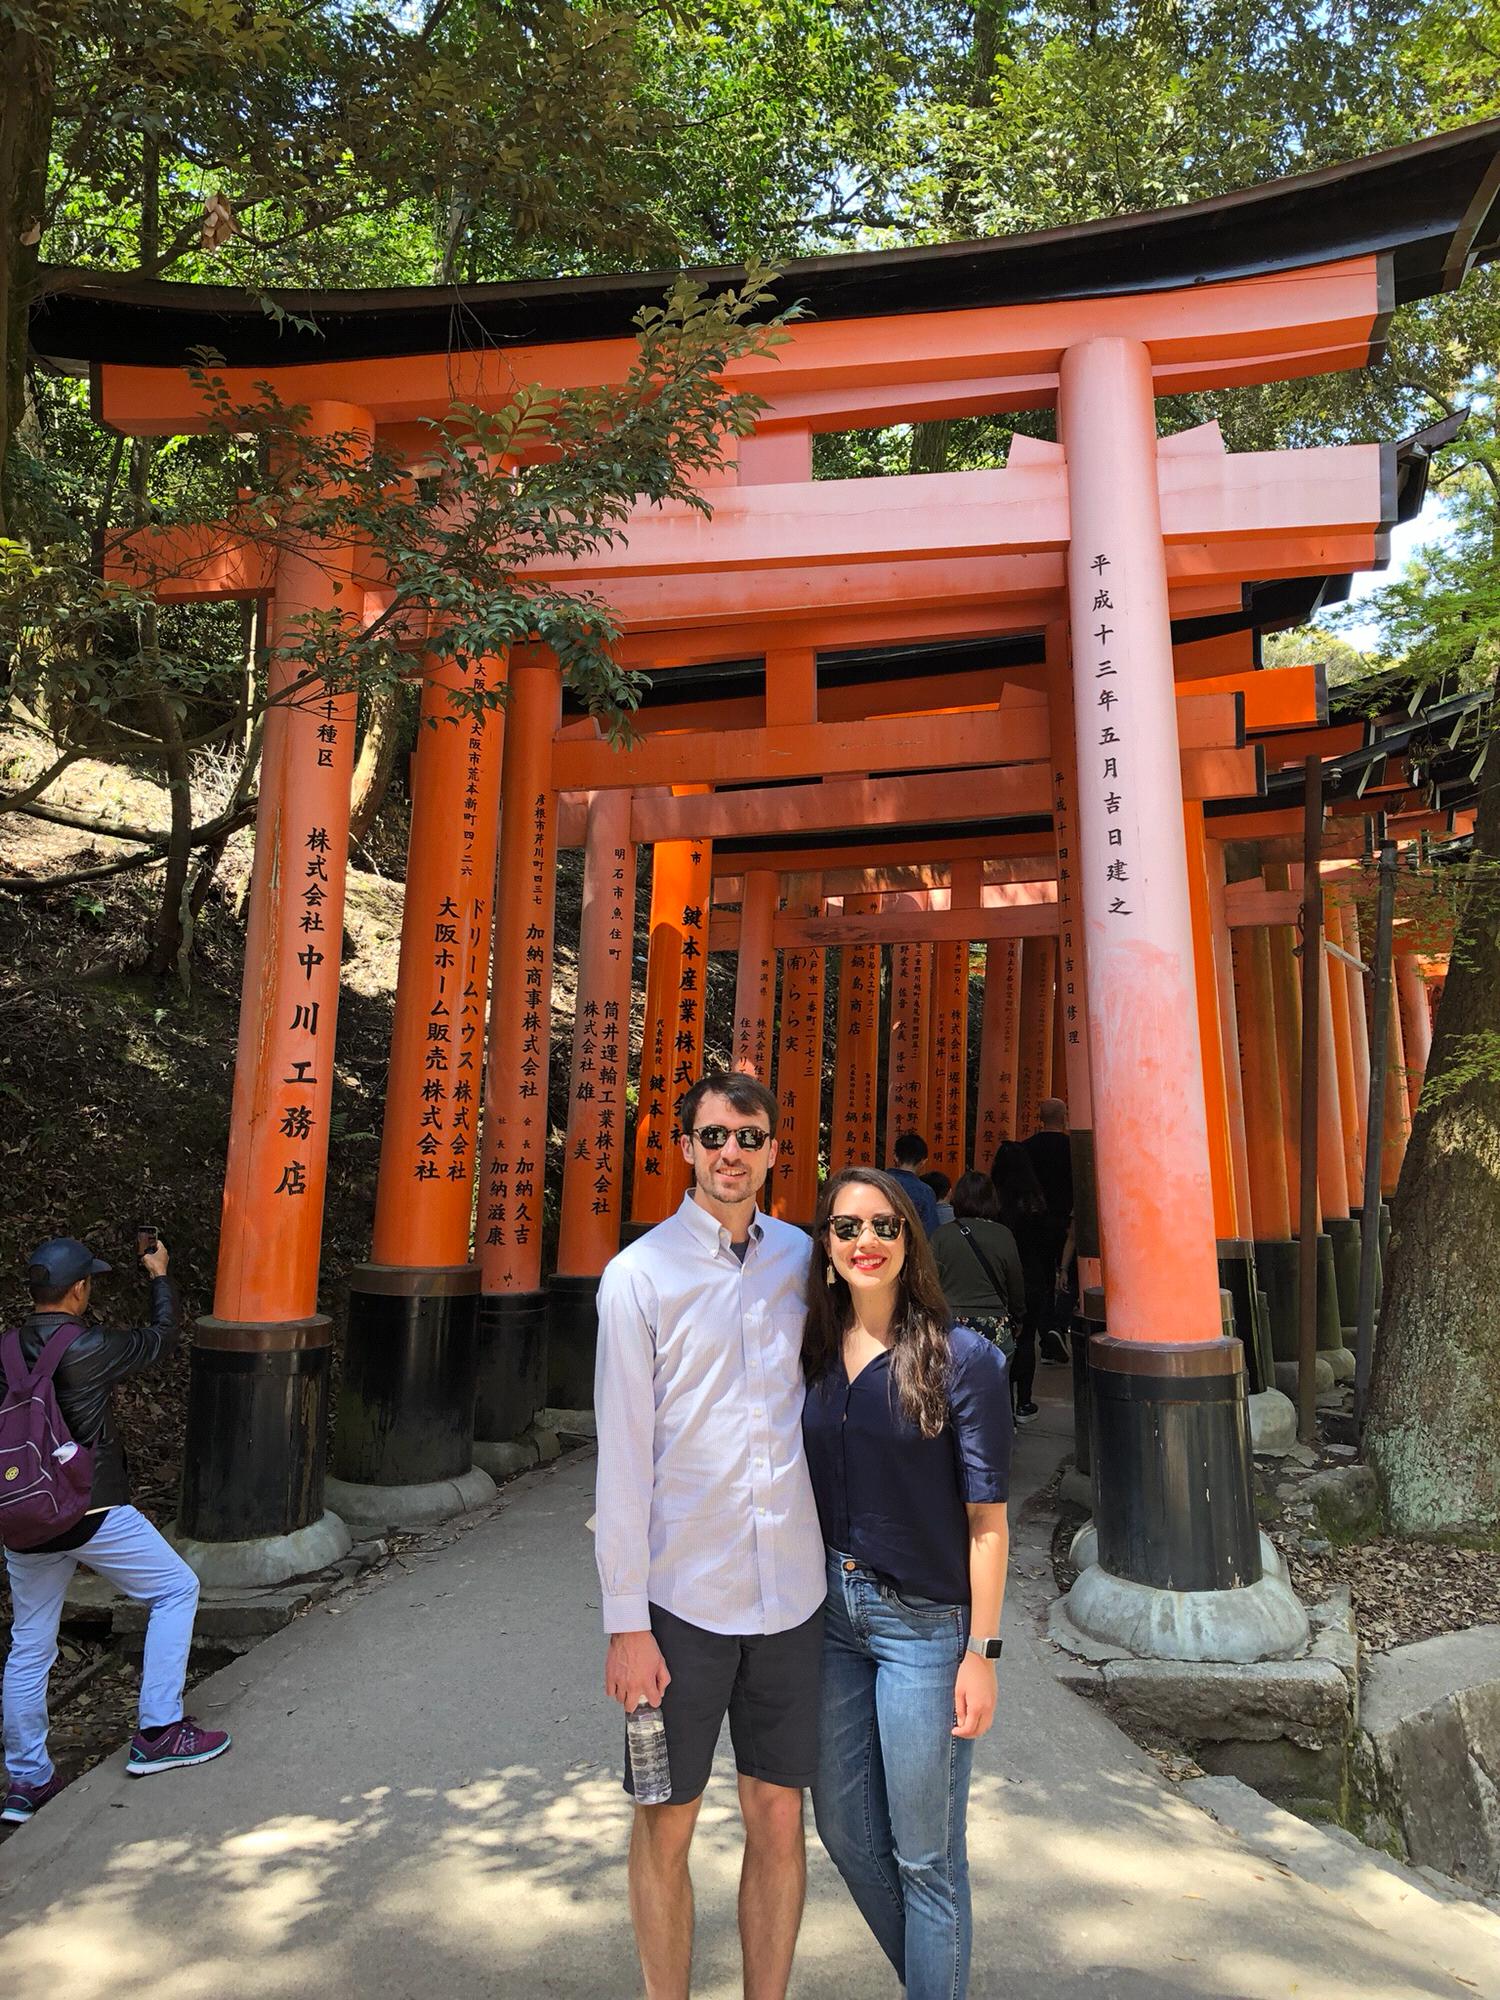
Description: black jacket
xmin=15 ymin=1278 xmax=181 ymax=1510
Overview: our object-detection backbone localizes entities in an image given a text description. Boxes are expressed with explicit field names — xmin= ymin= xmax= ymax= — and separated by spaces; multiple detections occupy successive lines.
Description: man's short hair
xmin=892 ymin=1131 xmax=929 ymax=1168
xmin=919 ymin=1169 xmax=951 ymax=1199
xmin=1039 ymin=1097 xmax=1068 ymax=1130
xmin=678 ymin=1071 xmax=780 ymax=1139
xmin=26 ymin=1274 xmax=71 ymax=1308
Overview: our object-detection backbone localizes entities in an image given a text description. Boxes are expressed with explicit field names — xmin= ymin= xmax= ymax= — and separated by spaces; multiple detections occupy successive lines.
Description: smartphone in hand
xmin=137 ymin=1225 xmax=158 ymax=1258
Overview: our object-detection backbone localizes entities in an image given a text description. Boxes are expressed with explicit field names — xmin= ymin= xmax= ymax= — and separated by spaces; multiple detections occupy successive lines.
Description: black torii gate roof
xmin=29 ymin=119 xmax=1500 ymax=372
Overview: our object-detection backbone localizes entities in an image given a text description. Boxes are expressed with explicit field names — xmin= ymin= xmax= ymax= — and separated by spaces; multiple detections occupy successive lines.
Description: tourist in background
xmin=931 ymin=1172 xmax=1024 ymax=1370
xmin=802 ymin=1167 xmax=1011 ymax=2000
xmin=989 ymin=1142 xmax=1052 ymax=1423
xmin=918 ymin=1169 xmax=954 ymax=1227
xmin=887 ymin=1132 xmax=941 ymax=1236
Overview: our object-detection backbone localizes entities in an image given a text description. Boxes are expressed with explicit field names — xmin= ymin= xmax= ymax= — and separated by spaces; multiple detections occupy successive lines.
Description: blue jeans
xmin=812 ymin=1551 xmax=973 ymax=2000
xmin=3 ymin=1506 xmax=199 ymax=1785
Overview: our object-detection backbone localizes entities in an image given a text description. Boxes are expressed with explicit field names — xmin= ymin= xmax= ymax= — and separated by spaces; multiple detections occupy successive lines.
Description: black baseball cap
xmin=26 ymin=1238 xmax=111 ymax=1291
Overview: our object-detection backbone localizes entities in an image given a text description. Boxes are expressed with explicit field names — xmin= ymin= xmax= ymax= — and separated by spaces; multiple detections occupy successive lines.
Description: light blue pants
xmin=3 ymin=1505 xmax=199 ymax=1785
xmin=813 ymin=1552 xmax=974 ymax=2000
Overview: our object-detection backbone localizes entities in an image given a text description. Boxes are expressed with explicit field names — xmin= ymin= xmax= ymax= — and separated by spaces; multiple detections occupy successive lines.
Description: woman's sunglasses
xmin=827 ymin=1213 xmax=905 ymax=1242
xmin=691 ymin=1123 xmax=771 ymax=1152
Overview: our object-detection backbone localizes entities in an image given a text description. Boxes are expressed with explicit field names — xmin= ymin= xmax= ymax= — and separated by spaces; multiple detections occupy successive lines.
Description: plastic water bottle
xmin=626 ymin=1703 xmax=672 ymax=1805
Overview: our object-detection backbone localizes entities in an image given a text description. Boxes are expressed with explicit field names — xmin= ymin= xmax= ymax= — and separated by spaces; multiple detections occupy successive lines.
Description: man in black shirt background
xmin=2 ymin=1234 xmax=230 ymax=1826
xmin=1023 ymin=1101 xmax=1075 ymax=1363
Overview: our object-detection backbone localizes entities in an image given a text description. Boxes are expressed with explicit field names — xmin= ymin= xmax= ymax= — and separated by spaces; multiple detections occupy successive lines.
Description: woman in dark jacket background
xmin=931 ymin=1171 xmax=1024 ymax=1361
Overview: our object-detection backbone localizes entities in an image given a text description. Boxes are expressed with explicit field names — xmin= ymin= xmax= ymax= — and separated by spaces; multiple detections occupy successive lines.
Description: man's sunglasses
xmin=690 ymin=1123 xmax=771 ymax=1152
xmin=827 ymin=1214 xmax=905 ymax=1242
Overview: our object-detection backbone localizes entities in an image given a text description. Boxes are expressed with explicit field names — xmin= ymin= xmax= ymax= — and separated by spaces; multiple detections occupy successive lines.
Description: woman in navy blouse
xmin=802 ymin=1166 xmax=1012 ymax=2000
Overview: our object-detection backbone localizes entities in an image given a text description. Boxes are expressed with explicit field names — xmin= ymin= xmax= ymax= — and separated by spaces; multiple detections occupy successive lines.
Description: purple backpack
xmin=0 ymin=1323 xmax=95 ymax=1551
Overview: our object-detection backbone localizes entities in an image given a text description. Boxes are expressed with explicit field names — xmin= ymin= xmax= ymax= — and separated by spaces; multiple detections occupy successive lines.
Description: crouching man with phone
xmin=1 ymin=1230 xmax=230 ymax=1825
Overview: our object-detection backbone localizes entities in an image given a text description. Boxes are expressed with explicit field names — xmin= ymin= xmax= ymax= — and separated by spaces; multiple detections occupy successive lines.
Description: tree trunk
xmin=1366 ymin=682 xmax=1500 ymax=1538
xmin=349 ymin=682 xmax=406 ymax=848
xmin=0 ymin=19 xmax=54 ymax=535
xmin=909 ymin=420 xmax=950 ymax=475
xmin=147 ymin=699 xmax=194 ymax=982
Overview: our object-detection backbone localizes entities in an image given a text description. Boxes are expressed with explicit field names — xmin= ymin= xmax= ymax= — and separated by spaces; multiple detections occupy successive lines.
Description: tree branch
xmin=0 ymin=748 xmax=86 ymax=810
xmin=4 ymin=796 xmax=255 ymax=846
xmin=0 ymin=802 xmax=258 ymax=897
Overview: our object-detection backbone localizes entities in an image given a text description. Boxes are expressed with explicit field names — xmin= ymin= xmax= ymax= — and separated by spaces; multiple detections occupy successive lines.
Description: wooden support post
xmin=1324 ymin=896 xmax=1365 ymax=1199
xmin=1231 ymin=928 xmax=1293 ymax=1240
xmin=772 ymin=872 xmax=826 ymax=1226
xmin=1184 ymin=799 xmax=1242 ymax=1241
xmin=929 ymin=861 xmax=978 ymax=1178
xmin=1380 ymin=967 xmax=1413 ymax=1196
xmin=1355 ymin=844 xmax=1398 ymax=1427
xmin=1206 ymin=839 xmax=1254 ymax=1240
xmin=886 ymin=932 xmax=932 ymax=1152
xmin=333 ymin=644 xmax=504 ymax=1498
xmin=630 ymin=802 xmax=711 ymax=1225
xmin=370 ymin=650 xmax=504 ymax=1268
xmin=475 ymin=647 xmax=562 ymax=1442
xmin=550 ymin=788 xmax=637 ymax=1405
xmin=974 ymin=940 xmax=1021 ymax=1170
xmin=1296 ymin=758 xmax=1324 ymax=1443
xmin=732 ymin=870 xmax=778 ymax=1080
xmin=1336 ymin=890 xmax=1373 ymax=1180
xmin=1395 ymin=950 xmax=1432 ymax=1116
xmin=1015 ymin=936 xmax=1056 ymax=1141
xmin=1265 ymin=899 xmax=1309 ymax=1229
xmin=830 ymin=895 xmax=881 ymax=1172
xmin=1057 ymin=334 xmax=1256 ymax=1603
xmin=181 ymin=400 xmax=371 ymax=1558
xmin=1044 ymin=618 xmax=1101 ymax=1312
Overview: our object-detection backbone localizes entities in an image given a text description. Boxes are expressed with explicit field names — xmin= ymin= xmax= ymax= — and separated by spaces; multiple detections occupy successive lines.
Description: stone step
xmin=1182 ymin=1773 xmax=1500 ymax=1992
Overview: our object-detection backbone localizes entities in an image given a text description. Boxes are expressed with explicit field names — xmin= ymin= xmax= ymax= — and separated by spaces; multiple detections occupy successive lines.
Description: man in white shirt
xmin=595 ymin=1071 xmax=825 ymax=2000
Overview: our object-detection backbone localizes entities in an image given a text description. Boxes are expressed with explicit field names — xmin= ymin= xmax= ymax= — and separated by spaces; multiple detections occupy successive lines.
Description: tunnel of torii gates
xmin=32 ymin=118 xmax=1500 ymax=1648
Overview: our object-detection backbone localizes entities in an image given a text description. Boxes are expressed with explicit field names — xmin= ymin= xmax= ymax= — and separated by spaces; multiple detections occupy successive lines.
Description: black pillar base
xmin=549 ymin=1273 xmax=601 ymax=1409
xmin=1089 ymin=1335 xmax=1260 ymax=1591
xmin=178 ymin=1317 xmax=332 ymax=1543
xmin=1072 ymin=1289 xmax=1108 ymax=1478
xmin=475 ymin=1290 xmax=548 ymax=1442
xmin=1255 ymin=1239 xmax=1300 ymax=1365
xmin=1316 ymin=1234 xmax=1344 ymax=1353
xmin=1217 ymin=1239 xmax=1275 ymax=1393
xmin=1325 ymin=1216 xmax=1362 ymax=1327
xmin=331 ymin=1265 xmax=479 ymax=1488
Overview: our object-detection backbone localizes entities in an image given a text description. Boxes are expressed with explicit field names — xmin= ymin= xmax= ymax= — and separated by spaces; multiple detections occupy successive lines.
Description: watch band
xmin=966 ymin=1635 xmax=1003 ymax=1661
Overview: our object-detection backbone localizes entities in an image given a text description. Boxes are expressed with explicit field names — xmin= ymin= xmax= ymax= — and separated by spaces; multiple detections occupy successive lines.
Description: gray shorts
xmin=624 ymin=1600 xmax=825 ymax=1806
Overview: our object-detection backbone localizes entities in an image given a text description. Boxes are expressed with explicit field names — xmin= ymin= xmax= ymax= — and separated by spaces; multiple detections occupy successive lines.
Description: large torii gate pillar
xmin=1054 ymin=340 xmax=1306 ymax=1661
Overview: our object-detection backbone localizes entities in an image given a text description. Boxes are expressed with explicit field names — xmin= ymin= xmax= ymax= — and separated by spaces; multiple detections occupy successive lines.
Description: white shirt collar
xmin=676 ymin=1190 xmax=765 ymax=1256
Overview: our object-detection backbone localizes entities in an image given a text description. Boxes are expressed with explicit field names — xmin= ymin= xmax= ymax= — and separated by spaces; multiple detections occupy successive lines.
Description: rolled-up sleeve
xmin=949 ymin=1333 xmax=1013 ymax=1504
xmin=593 ymin=1260 xmax=658 ymax=1633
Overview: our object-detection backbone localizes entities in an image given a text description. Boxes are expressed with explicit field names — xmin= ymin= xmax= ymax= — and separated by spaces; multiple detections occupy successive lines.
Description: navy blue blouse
xmin=801 ymin=1324 xmax=1013 ymax=1607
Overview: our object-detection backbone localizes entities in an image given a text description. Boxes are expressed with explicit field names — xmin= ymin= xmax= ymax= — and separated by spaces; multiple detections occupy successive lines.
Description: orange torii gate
xmin=39 ymin=120 xmax=1499 ymax=1665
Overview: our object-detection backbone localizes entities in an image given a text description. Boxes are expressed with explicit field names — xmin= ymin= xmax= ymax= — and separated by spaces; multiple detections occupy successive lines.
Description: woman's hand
xmin=952 ymin=1653 xmax=998 ymax=1739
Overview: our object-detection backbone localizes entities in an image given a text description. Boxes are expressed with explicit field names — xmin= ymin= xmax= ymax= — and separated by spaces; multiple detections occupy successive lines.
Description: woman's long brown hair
xmin=803 ymin=1166 xmax=955 ymax=1439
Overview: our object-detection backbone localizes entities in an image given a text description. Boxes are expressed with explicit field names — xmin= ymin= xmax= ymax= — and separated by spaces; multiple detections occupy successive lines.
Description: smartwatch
xmin=966 ymin=1635 xmax=1003 ymax=1661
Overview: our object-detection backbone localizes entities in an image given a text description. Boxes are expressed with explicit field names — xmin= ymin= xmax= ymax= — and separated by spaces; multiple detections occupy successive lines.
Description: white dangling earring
xmin=825 ymin=1263 xmax=837 ymax=1287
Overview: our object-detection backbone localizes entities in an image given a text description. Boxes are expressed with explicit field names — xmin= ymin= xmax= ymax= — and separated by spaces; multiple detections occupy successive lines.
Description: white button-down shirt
xmin=593 ymin=1193 xmax=825 ymax=1636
